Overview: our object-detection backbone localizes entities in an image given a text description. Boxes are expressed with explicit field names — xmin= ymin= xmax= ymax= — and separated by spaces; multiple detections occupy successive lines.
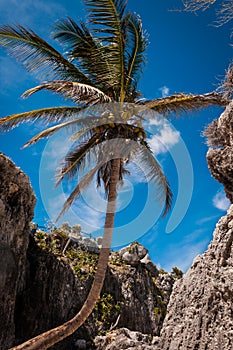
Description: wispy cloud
xmin=160 ymin=233 xmax=209 ymax=273
xmin=213 ymin=190 xmax=230 ymax=211
xmin=159 ymin=85 xmax=170 ymax=97
xmin=148 ymin=123 xmax=180 ymax=155
xmin=196 ymin=215 xmax=219 ymax=226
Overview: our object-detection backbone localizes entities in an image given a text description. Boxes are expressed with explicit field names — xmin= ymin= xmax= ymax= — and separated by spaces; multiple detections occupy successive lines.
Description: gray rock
xmin=122 ymin=250 xmax=140 ymax=266
xmin=140 ymin=253 xmax=159 ymax=277
xmin=82 ymin=237 xmax=100 ymax=253
xmin=75 ymin=339 xmax=87 ymax=349
xmin=119 ymin=243 xmax=148 ymax=266
xmin=157 ymin=102 xmax=233 ymax=350
xmin=158 ymin=205 xmax=233 ymax=350
xmin=205 ymin=101 xmax=233 ymax=202
xmin=94 ymin=328 xmax=157 ymax=350
xmin=0 ymin=154 xmax=36 ymax=349
xmin=157 ymin=273 xmax=175 ymax=303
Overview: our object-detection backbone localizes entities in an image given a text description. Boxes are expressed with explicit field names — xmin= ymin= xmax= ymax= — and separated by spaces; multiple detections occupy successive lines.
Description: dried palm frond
xmin=134 ymin=140 xmax=172 ymax=217
xmin=55 ymin=133 xmax=104 ymax=185
xmin=22 ymin=81 xmax=112 ymax=105
xmin=0 ymin=106 xmax=83 ymax=132
xmin=139 ymin=92 xmax=228 ymax=116
xmin=56 ymin=165 xmax=99 ymax=221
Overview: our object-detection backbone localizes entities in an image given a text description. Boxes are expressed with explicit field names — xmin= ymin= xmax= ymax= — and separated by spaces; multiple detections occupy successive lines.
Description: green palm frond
xmin=22 ymin=81 xmax=112 ymax=105
xmin=53 ymin=18 xmax=97 ymax=59
xmin=56 ymin=165 xmax=99 ymax=221
xmin=53 ymin=18 xmax=115 ymax=91
xmin=0 ymin=106 xmax=84 ymax=132
xmin=136 ymin=140 xmax=172 ymax=217
xmin=83 ymin=0 xmax=128 ymax=100
xmin=0 ymin=24 xmax=91 ymax=83
xmin=139 ymin=92 xmax=228 ymax=116
xmin=84 ymin=0 xmax=127 ymax=32
xmin=56 ymin=133 xmax=104 ymax=185
xmin=124 ymin=13 xmax=148 ymax=96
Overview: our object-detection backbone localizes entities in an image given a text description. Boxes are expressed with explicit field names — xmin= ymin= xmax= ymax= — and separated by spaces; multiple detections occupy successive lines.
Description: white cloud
xmin=148 ymin=123 xmax=180 ymax=155
xmin=161 ymin=236 xmax=209 ymax=273
xmin=159 ymin=86 xmax=170 ymax=97
xmin=196 ymin=215 xmax=219 ymax=226
xmin=213 ymin=190 xmax=230 ymax=211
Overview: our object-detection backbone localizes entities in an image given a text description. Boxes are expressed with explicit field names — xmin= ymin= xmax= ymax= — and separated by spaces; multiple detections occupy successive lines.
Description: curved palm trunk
xmin=10 ymin=158 xmax=121 ymax=350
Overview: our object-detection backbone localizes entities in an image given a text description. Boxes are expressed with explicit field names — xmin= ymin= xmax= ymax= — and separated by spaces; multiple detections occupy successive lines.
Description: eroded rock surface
xmin=94 ymin=328 xmax=156 ymax=350
xmin=0 ymin=154 xmax=36 ymax=349
xmin=205 ymin=101 xmax=233 ymax=202
xmin=158 ymin=200 xmax=233 ymax=349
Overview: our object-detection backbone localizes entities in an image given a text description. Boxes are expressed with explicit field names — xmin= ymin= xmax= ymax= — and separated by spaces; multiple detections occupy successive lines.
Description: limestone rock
xmin=0 ymin=154 xmax=36 ymax=349
xmin=74 ymin=339 xmax=87 ymax=349
xmin=94 ymin=328 xmax=156 ymax=350
xmin=158 ymin=205 xmax=233 ymax=350
xmin=205 ymin=101 xmax=233 ymax=202
xmin=140 ymin=253 xmax=159 ymax=277
xmin=119 ymin=242 xmax=148 ymax=266
xmin=13 ymin=232 xmax=169 ymax=348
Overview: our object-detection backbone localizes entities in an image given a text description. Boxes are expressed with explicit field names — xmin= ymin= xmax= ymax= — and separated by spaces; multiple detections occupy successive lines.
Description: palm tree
xmin=0 ymin=0 xmax=228 ymax=349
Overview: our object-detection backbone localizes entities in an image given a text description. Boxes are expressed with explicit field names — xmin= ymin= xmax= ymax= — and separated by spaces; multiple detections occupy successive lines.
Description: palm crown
xmin=0 ymin=0 xmax=227 ymax=218
xmin=0 ymin=1 xmax=229 ymax=349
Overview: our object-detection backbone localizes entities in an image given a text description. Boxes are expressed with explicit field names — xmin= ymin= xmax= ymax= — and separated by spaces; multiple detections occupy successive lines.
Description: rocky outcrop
xmin=0 ymin=154 xmax=36 ymax=349
xmin=13 ymin=237 xmax=173 ymax=349
xmin=94 ymin=328 xmax=157 ymax=350
xmin=157 ymin=103 xmax=233 ymax=350
xmin=158 ymin=205 xmax=233 ymax=350
xmin=205 ymin=101 xmax=233 ymax=201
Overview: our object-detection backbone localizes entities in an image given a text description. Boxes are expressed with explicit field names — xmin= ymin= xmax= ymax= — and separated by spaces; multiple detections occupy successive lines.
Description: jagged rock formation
xmin=0 ymin=154 xmax=36 ymax=349
xmin=13 ymin=234 xmax=173 ymax=349
xmin=0 ymin=152 xmax=175 ymax=350
xmin=157 ymin=103 xmax=233 ymax=350
xmin=94 ymin=328 xmax=157 ymax=350
xmin=158 ymin=205 xmax=233 ymax=349
xmin=204 ymin=101 xmax=233 ymax=201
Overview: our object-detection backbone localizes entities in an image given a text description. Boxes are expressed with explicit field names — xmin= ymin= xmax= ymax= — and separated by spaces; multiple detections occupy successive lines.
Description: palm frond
xmin=0 ymin=24 xmax=91 ymax=83
xmin=22 ymin=119 xmax=85 ymax=148
xmin=124 ymin=13 xmax=148 ymax=96
xmin=53 ymin=18 xmax=116 ymax=91
xmin=56 ymin=165 xmax=99 ymax=221
xmin=84 ymin=0 xmax=127 ymax=31
xmin=56 ymin=133 xmax=104 ymax=186
xmin=135 ymin=140 xmax=172 ymax=217
xmin=22 ymin=81 xmax=112 ymax=105
xmin=83 ymin=0 xmax=128 ymax=100
xmin=139 ymin=92 xmax=228 ymax=116
xmin=0 ymin=106 xmax=84 ymax=132
xmin=97 ymin=158 xmax=130 ymax=196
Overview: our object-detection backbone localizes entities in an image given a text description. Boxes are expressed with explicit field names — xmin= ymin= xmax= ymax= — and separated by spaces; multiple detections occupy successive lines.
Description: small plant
xmin=66 ymin=248 xmax=99 ymax=280
xmin=95 ymin=293 xmax=123 ymax=326
xmin=34 ymin=230 xmax=48 ymax=251
xmin=171 ymin=266 xmax=183 ymax=279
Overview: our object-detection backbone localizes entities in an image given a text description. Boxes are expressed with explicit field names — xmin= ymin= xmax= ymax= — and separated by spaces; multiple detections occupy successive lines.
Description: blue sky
xmin=0 ymin=0 xmax=232 ymax=272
